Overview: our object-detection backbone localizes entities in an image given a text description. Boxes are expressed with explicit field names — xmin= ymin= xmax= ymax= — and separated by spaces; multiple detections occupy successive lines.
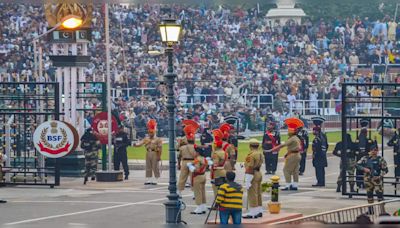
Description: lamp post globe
xmin=159 ymin=17 xmax=182 ymax=224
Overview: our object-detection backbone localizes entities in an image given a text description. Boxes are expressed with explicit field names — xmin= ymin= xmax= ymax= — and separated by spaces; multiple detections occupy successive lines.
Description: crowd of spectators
xmin=1 ymin=3 xmax=400 ymax=135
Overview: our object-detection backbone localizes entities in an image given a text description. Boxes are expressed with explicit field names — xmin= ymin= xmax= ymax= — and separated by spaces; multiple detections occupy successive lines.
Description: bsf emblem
xmin=34 ymin=121 xmax=77 ymax=158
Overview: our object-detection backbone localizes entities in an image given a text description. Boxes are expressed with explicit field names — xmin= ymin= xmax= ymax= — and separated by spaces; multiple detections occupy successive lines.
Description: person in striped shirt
xmin=215 ymin=171 xmax=243 ymax=224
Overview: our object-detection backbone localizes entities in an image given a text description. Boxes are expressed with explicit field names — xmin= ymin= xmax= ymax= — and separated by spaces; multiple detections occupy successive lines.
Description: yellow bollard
xmin=268 ymin=175 xmax=281 ymax=214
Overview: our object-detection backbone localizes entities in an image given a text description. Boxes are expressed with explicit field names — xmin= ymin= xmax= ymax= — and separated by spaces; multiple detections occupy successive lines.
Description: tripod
xmin=204 ymin=191 xmax=219 ymax=224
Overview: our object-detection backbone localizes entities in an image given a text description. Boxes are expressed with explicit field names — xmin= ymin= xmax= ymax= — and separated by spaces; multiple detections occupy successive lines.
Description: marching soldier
xmin=355 ymin=118 xmax=373 ymax=189
xmin=187 ymin=147 xmax=208 ymax=214
xmin=220 ymin=123 xmax=236 ymax=172
xmin=80 ymin=127 xmax=101 ymax=185
xmin=243 ymin=139 xmax=264 ymax=219
xmin=211 ymin=129 xmax=228 ymax=196
xmin=387 ymin=128 xmax=400 ymax=178
xmin=356 ymin=141 xmax=388 ymax=205
xmin=269 ymin=117 xmax=303 ymax=191
xmin=333 ymin=133 xmax=357 ymax=192
xmin=113 ymin=125 xmax=131 ymax=180
xmin=297 ymin=126 xmax=309 ymax=176
xmin=134 ymin=119 xmax=162 ymax=185
xmin=311 ymin=117 xmax=328 ymax=187
xmin=177 ymin=124 xmax=198 ymax=195
xmin=262 ymin=121 xmax=280 ymax=175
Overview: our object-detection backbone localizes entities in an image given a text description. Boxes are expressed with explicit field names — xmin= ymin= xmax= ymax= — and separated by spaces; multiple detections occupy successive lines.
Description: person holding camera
xmin=211 ymin=129 xmax=228 ymax=197
xmin=356 ymin=141 xmax=388 ymax=205
xmin=243 ymin=138 xmax=264 ymax=219
xmin=215 ymin=171 xmax=243 ymax=224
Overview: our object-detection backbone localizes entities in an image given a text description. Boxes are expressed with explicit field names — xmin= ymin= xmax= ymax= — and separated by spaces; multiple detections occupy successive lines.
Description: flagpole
xmin=105 ymin=3 xmax=112 ymax=171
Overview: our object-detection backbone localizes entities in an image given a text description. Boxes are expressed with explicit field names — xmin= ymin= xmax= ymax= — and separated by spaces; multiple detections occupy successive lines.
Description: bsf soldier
xmin=269 ymin=117 xmax=303 ymax=191
xmin=297 ymin=126 xmax=309 ymax=176
xmin=311 ymin=117 xmax=328 ymax=187
xmin=220 ymin=123 xmax=236 ymax=172
xmin=243 ymin=139 xmax=264 ymax=219
xmin=187 ymin=148 xmax=208 ymax=214
xmin=228 ymin=127 xmax=239 ymax=169
xmin=262 ymin=121 xmax=280 ymax=175
xmin=113 ymin=125 xmax=131 ymax=180
xmin=387 ymin=128 xmax=400 ymax=178
xmin=356 ymin=141 xmax=388 ymax=205
xmin=355 ymin=118 xmax=373 ymax=189
xmin=177 ymin=124 xmax=198 ymax=195
xmin=134 ymin=119 xmax=162 ymax=185
xmin=80 ymin=127 xmax=101 ymax=185
xmin=211 ymin=129 xmax=228 ymax=196
xmin=333 ymin=134 xmax=357 ymax=192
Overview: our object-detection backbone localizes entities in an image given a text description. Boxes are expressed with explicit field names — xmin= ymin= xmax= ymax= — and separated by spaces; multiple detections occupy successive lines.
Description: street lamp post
xmin=159 ymin=18 xmax=182 ymax=224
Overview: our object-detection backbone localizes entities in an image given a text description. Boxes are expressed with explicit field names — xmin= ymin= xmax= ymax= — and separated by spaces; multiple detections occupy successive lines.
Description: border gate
xmin=341 ymin=82 xmax=400 ymax=198
xmin=0 ymin=82 xmax=60 ymax=187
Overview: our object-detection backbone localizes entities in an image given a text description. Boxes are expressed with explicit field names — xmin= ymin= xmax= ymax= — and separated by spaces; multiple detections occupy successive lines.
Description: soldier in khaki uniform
xmin=211 ymin=129 xmax=228 ymax=196
xmin=187 ymin=148 xmax=208 ymax=214
xmin=243 ymin=139 xmax=264 ymax=219
xmin=269 ymin=118 xmax=303 ymax=191
xmin=134 ymin=119 xmax=162 ymax=185
xmin=177 ymin=124 xmax=198 ymax=195
xmin=220 ymin=123 xmax=236 ymax=172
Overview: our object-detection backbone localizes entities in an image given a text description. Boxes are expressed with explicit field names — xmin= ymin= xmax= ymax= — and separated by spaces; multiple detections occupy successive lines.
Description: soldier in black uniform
xmin=297 ymin=126 xmax=309 ymax=176
xmin=387 ymin=128 xmax=400 ymax=179
xmin=200 ymin=123 xmax=213 ymax=158
xmin=311 ymin=117 xmax=328 ymax=187
xmin=262 ymin=121 xmax=281 ymax=175
xmin=80 ymin=127 xmax=101 ymax=185
xmin=113 ymin=125 xmax=131 ymax=180
xmin=355 ymin=119 xmax=372 ymax=189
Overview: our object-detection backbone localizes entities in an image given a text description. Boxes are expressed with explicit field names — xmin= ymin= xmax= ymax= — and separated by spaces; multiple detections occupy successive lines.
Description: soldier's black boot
xmin=0 ymin=199 xmax=6 ymax=203
xmin=336 ymin=184 xmax=341 ymax=193
xmin=84 ymin=176 xmax=88 ymax=185
xmin=91 ymin=176 xmax=96 ymax=181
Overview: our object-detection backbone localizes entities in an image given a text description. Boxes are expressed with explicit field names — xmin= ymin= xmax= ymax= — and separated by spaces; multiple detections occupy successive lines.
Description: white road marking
xmin=10 ymin=200 xmax=127 ymax=205
xmin=5 ymin=194 xmax=191 ymax=226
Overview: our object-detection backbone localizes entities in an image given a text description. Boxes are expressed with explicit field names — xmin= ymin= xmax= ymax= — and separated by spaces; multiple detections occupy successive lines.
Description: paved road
xmin=1 ymin=150 xmax=399 ymax=227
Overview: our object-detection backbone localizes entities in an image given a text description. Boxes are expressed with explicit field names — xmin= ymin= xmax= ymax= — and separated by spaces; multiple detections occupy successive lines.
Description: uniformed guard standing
xmin=0 ymin=152 xmax=6 ymax=203
xmin=80 ymin=127 xmax=101 ymax=184
xmin=187 ymin=148 xmax=208 ymax=214
xmin=333 ymin=134 xmax=357 ymax=192
xmin=269 ymin=117 xmax=303 ymax=191
xmin=220 ymin=123 xmax=236 ymax=172
xmin=113 ymin=125 xmax=131 ymax=180
xmin=228 ymin=127 xmax=239 ymax=170
xmin=211 ymin=129 xmax=228 ymax=196
xmin=243 ymin=139 xmax=264 ymax=219
xmin=262 ymin=121 xmax=280 ymax=175
xmin=311 ymin=117 xmax=328 ymax=187
xmin=387 ymin=128 xmax=400 ymax=179
xmin=355 ymin=118 xmax=373 ymax=189
xmin=356 ymin=141 xmax=388 ymax=205
xmin=177 ymin=124 xmax=198 ymax=195
xmin=200 ymin=123 xmax=213 ymax=158
xmin=297 ymin=126 xmax=309 ymax=176
xmin=134 ymin=119 xmax=162 ymax=185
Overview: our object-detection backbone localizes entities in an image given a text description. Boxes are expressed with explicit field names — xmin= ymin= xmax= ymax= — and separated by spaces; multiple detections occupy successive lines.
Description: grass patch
xmin=101 ymin=131 xmax=382 ymax=162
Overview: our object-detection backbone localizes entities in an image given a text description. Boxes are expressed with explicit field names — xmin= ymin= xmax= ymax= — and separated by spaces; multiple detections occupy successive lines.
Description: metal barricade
xmin=274 ymin=199 xmax=400 ymax=224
